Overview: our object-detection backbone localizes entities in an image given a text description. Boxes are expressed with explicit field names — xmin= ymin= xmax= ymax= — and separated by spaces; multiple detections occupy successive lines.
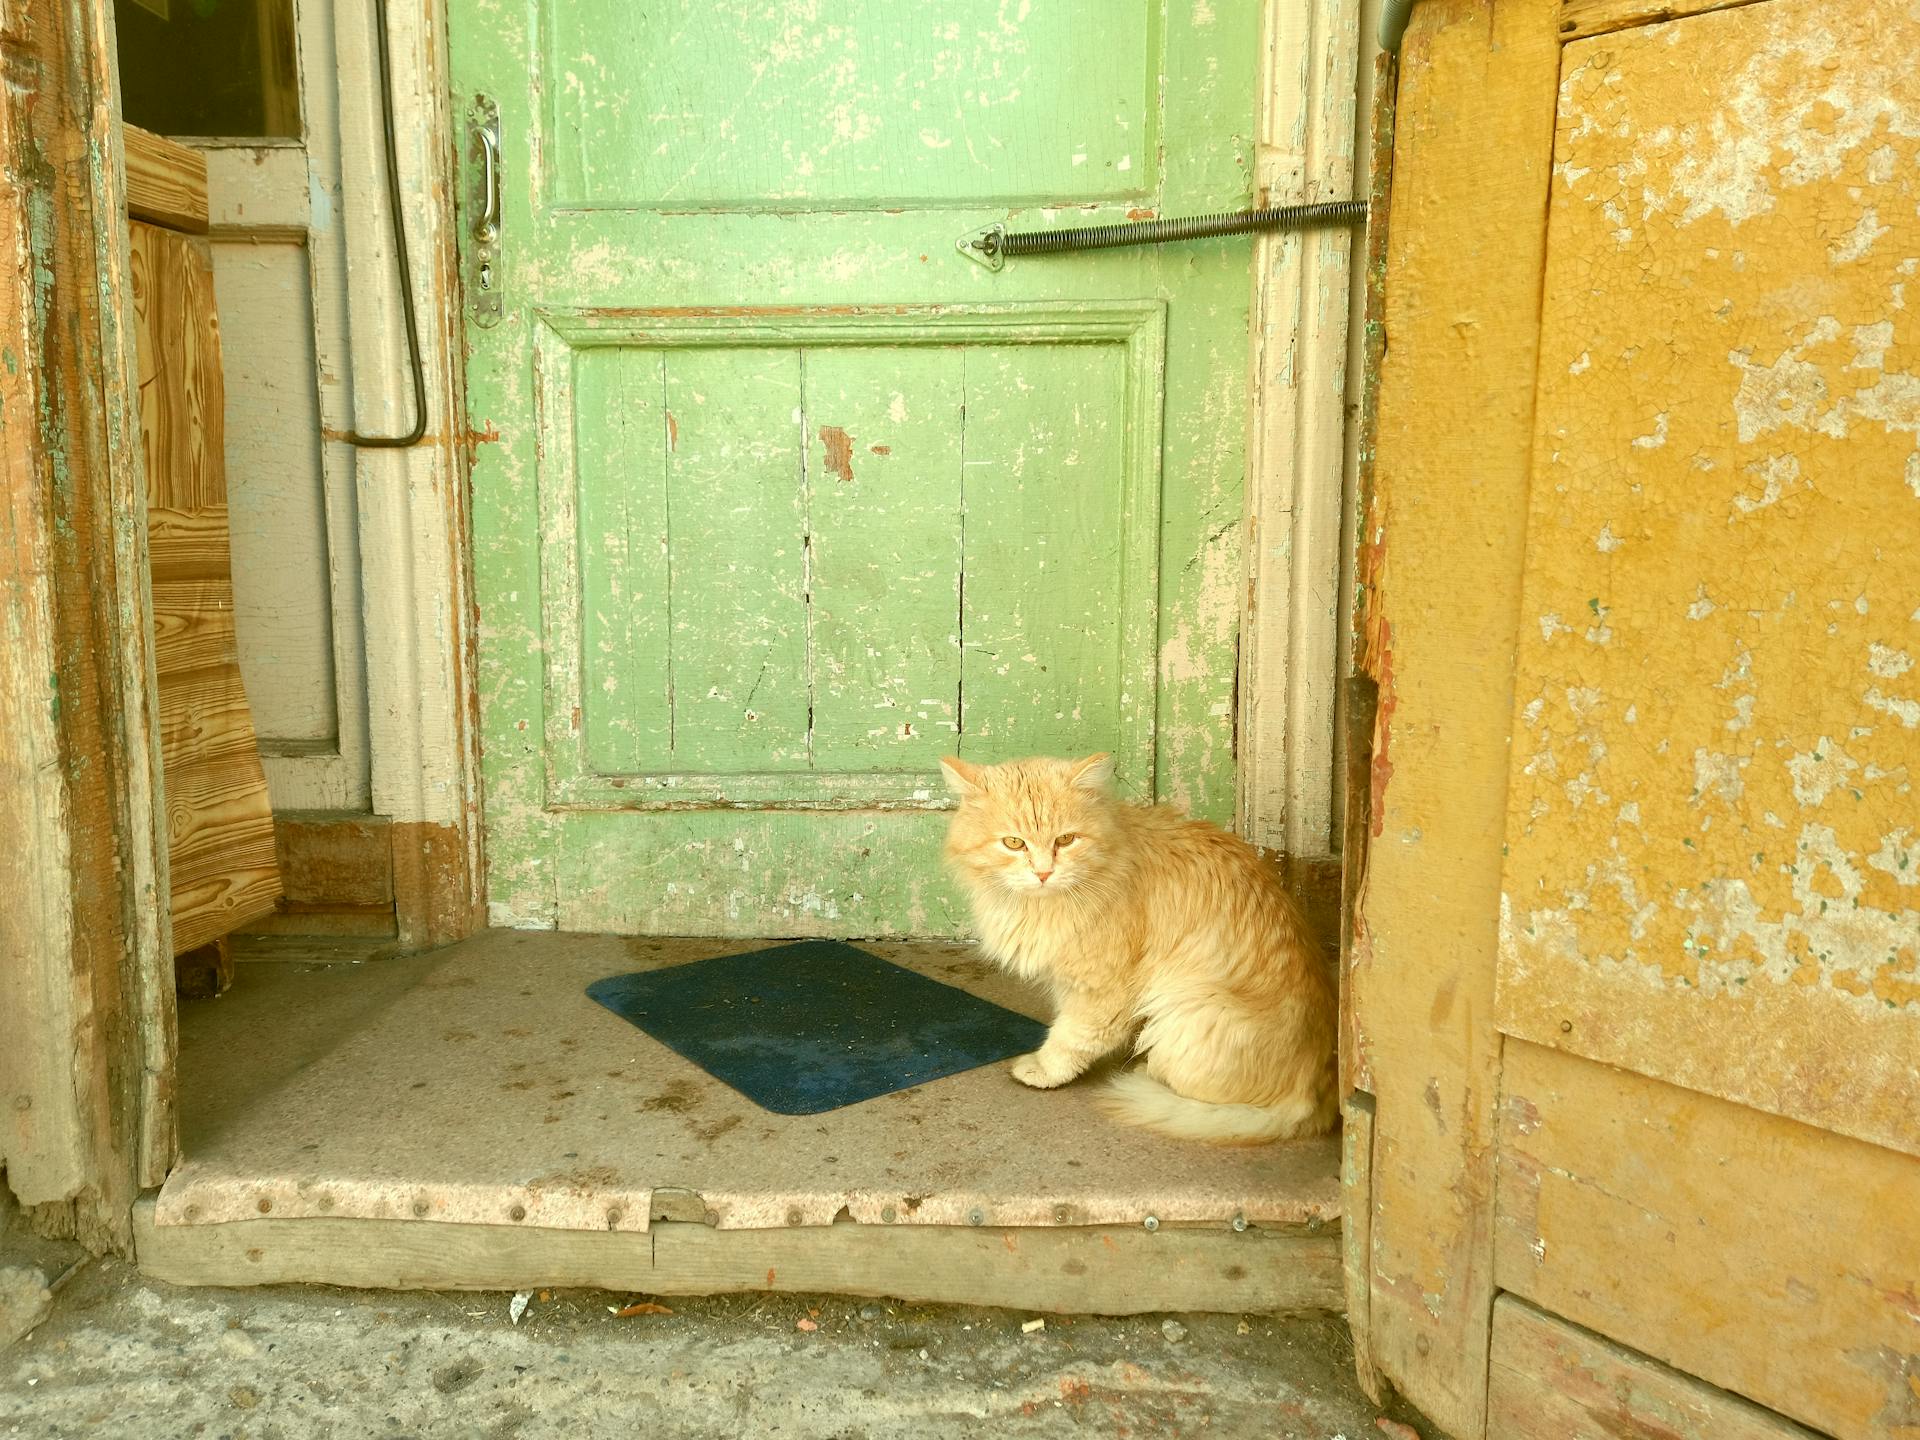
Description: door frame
xmin=6 ymin=0 xmax=1368 ymax=1249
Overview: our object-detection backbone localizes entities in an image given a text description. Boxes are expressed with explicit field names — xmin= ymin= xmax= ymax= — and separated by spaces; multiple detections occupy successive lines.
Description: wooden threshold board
xmin=133 ymin=1197 xmax=1342 ymax=1315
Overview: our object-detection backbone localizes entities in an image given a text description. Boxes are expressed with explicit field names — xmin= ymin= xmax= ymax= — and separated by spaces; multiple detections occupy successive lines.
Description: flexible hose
xmin=1378 ymin=0 xmax=1416 ymax=54
xmin=345 ymin=0 xmax=428 ymax=449
xmin=993 ymin=199 xmax=1369 ymax=259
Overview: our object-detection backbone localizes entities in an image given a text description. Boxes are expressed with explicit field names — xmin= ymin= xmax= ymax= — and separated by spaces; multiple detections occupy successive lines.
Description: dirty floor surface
xmin=0 ymin=1259 xmax=1434 ymax=1438
xmin=162 ymin=935 xmax=1338 ymax=1235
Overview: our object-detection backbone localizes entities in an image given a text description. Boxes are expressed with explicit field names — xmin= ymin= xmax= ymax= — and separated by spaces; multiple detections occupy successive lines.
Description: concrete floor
xmin=0 ymin=1256 xmax=1436 ymax=1439
xmin=162 ymin=935 xmax=1339 ymax=1236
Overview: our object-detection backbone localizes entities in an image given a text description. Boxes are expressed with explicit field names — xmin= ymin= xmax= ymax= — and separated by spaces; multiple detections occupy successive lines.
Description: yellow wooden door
xmin=1349 ymin=1 xmax=1919 ymax=1436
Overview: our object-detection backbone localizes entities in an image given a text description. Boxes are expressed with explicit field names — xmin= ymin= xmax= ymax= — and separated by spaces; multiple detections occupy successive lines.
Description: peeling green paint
xmin=451 ymin=1 xmax=1259 ymax=936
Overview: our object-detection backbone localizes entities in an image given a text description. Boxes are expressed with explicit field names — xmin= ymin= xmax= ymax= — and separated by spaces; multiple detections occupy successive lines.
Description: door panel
xmin=1497 ymin=0 xmax=1920 ymax=1158
xmin=454 ymin=3 xmax=1256 ymax=934
xmin=539 ymin=2 xmax=1161 ymax=210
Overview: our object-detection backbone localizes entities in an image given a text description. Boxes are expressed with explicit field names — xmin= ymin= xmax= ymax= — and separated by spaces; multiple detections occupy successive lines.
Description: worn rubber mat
xmin=586 ymin=940 xmax=1050 ymax=1116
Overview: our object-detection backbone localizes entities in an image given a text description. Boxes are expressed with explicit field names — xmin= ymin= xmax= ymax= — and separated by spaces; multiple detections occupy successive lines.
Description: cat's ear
xmin=940 ymin=756 xmax=986 ymax=798
xmin=1068 ymin=753 xmax=1115 ymax=792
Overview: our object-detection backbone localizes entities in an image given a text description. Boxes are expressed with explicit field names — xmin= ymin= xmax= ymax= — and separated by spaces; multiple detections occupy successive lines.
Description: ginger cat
xmin=940 ymin=753 xmax=1337 ymax=1144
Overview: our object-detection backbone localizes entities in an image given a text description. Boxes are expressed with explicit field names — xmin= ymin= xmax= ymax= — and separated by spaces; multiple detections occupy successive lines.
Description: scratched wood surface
xmin=454 ymin=3 xmax=1257 ymax=935
xmin=1495 ymin=1043 xmax=1920 ymax=1439
xmin=1497 ymin=0 xmax=1920 ymax=1158
xmin=131 ymin=221 xmax=282 ymax=955
xmin=1487 ymin=1296 xmax=1822 ymax=1440
xmin=122 ymin=124 xmax=207 ymax=234
xmin=1341 ymin=0 xmax=1564 ymax=1431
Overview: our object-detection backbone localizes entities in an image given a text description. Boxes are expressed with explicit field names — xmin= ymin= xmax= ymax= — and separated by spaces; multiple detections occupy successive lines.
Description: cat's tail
xmin=1095 ymin=1069 xmax=1335 ymax=1146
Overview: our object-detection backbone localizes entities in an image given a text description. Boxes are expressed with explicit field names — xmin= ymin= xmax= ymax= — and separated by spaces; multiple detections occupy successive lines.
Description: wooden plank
xmin=1497 ymin=0 xmax=1920 ymax=1158
xmin=1488 ymin=1296 xmax=1822 ymax=1440
xmin=175 ymin=937 xmax=235 ymax=1001
xmin=1558 ymin=0 xmax=1767 ymax=42
xmin=2 ymin=0 xmax=174 ymax=1242
xmin=807 ymin=346 xmax=962 ymax=771
xmin=1237 ymin=0 xmax=1362 ymax=858
xmin=1342 ymin=0 xmax=1564 ymax=1433
xmin=1339 ymin=1094 xmax=1383 ymax=1403
xmin=272 ymin=813 xmax=394 ymax=908
xmin=1496 ymin=1041 xmax=1920 ymax=1440
xmin=133 ymin=1199 xmax=1343 ymax=1314
xmin=122 ymin=124 xmax=208 ymax=234
xmin=130 ymin=221 xmax=282 ymax=955
xmin=959 ymin=344 xmax=1130 ymax=768
xmin=573 ymin=346 xmax=671 ymax=775
xmin=662 ymin=348 xmax=810 ymax=773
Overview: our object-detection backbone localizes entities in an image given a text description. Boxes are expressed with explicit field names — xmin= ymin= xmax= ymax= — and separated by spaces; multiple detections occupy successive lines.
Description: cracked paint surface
xmin=450 ymin=2 xmax=1258 ymax=935
xmin=1498 ymin=0 xmax=1920 ymax=1156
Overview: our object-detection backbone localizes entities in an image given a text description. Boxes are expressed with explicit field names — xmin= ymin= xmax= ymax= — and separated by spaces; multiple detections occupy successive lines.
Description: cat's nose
xmin=1033 ymin=868 xmax=1053 ymax=883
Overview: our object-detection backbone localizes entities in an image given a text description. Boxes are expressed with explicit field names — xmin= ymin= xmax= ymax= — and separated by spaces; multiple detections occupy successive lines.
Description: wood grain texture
xmin=2 ymin=0 xmax=174 ymax=1245
xmin=130 ymin=222 xmax=281 ymax=955
xmin=1496 ymin=1042 xmax=1920 ymax=1440
xmin=1500 ymin=0 xmax=1920 ymax=1159
xmin=1488 ymin=1296 xmax=1822 ymax=1440
xmin=1558 ymin=0 xmax=1767 ymax=42
xmin=271 ymin=813 xmax=394 ymax=908
xmin=1237 ymin=0 xmax=1362 ymax=859
xmin=134 ymin=1199 xmax=1342 ymax=1314
xmin=122 ymin=124 xmax=207 ymax=234
xmin=1343 ymin=0 xmax=1563 ymax=1431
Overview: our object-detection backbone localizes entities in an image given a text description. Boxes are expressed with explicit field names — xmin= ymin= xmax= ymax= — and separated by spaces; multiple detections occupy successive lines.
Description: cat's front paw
xmin=1011 ymin=1051 xmax=1075 ymax=1089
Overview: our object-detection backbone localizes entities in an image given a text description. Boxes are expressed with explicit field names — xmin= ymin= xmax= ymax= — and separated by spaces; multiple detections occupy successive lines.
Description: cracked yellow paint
xmin=1498 ymin=0 xmax=1919 ymax=1157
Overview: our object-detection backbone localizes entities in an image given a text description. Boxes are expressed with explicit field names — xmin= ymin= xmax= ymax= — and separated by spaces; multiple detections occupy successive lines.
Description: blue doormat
xmin=586 ymin=941 xmax=1049 ymax=1116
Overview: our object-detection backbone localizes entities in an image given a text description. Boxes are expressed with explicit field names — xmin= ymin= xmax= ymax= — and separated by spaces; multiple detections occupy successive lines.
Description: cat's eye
xmin=1055 ymin=833 xmax=1078 ymax=848
xmin=1001 ymin=836 xmax=1026 ymax=851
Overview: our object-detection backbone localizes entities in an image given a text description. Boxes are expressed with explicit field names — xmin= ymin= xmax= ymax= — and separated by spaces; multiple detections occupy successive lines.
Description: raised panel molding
xmin=533 ymin=302 xmax=1167 ymax=812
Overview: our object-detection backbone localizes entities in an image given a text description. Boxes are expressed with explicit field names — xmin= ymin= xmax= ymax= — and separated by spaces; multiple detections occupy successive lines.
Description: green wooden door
xmin=450 ymin=2 xmax=1258 ymax=936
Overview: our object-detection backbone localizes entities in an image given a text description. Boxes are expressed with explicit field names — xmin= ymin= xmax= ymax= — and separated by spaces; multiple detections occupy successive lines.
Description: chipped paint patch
xmin=1499 ymin=0 xmax=1920 ymax=1156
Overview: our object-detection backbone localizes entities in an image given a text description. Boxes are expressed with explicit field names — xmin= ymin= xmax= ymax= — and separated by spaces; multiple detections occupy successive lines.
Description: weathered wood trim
xmin=121 ymin=124 xmax=207 ymax=233
xmin=1237 ymin=0 xmax=1365 ymax=861
xmin=133 ymin=1198 xmax=1344 ymax=1314
xmin=1339 ymin=1093 xmax=1384 ymax=1403
xmin=1558 ymin=0 xmax=1769 ymax=42
xmin=1343 ymin=0 xmax=1562 ymax=1430
xmin=1488 ymin=1296 xmax=1822 ymax=1440
xmin=1495 ymin=1042 xmax=1920 ymax=1439
xmin=329 ymin=0 xmax=483 ymax=949
xmin=1 ymin=0 xmax=175 ymax=1247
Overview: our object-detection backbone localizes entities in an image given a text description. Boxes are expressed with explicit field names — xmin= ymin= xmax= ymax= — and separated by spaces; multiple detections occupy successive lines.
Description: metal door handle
xmin=467 ymin=95 xmax=503 ymax=327
xmin=475 ymin=124 xmax=500 ymax=242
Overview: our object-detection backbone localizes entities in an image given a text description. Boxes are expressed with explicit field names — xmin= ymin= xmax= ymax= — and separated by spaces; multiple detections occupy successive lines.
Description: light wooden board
xmin=134 ymin=1199 xmax=1342 ymax=1315
xmin=1488 ymin=1296 xmax=1822 ymax=1440
xmin=1497 ymin=0 xmax=1920 ymax=1159
xmin=1342 ymin=0 xmax=1563 ymax=1432
xmin=1495 ymin=1041 xmax=1920 ymax=1440
xmin=122 ymin=124 xmax=207 ymax=234
xmin=130 ymin=222 xmax=282 ymax=955
xmin=1557 ymin=0 xmax=1767 ymax=42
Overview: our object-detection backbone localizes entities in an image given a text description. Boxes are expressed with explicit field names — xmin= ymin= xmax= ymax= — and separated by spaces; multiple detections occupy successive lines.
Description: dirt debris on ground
xmin=0 ymin=1257 xmax=1435 ymax=1438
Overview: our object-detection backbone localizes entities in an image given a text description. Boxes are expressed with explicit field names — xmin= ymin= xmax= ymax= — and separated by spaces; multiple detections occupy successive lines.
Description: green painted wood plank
xmin=661 ymin=348 xmax=810 ymax=773
xmin=959 ymin=342 xmax=1130 ymax=774
xmin=543 ymin=2 xmax=1161 ymax=210
xmin=574 ymin=347 xmax=670 ymax=774
xmin=805 ymin=346 xmax=963 ymax=772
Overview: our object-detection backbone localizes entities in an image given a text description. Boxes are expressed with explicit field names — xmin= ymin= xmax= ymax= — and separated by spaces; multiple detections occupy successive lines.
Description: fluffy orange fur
xmin=939 ymin=753 xmax=1337 ymax=1145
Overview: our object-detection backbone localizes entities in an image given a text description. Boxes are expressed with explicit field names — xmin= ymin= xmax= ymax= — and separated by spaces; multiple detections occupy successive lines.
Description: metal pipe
xmin=974 ymin=199 xmax=1369 ymax=267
